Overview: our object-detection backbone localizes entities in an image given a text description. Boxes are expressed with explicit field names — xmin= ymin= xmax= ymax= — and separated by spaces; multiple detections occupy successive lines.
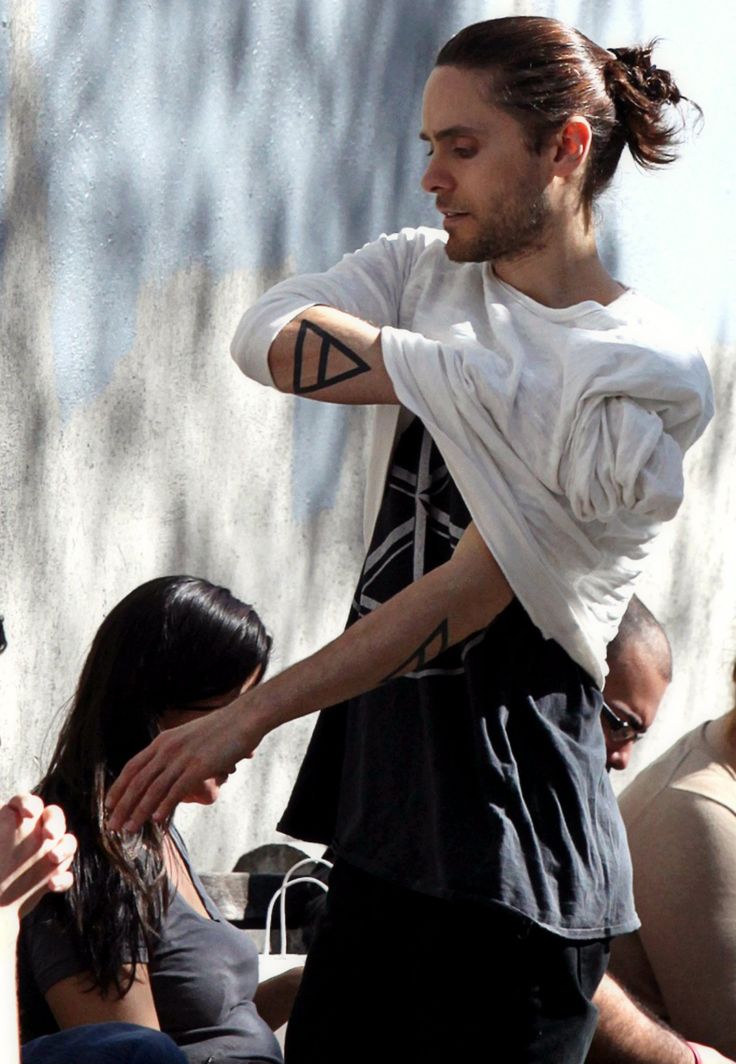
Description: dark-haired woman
xmin=18 ymin=576 xmax=296 ymax=1064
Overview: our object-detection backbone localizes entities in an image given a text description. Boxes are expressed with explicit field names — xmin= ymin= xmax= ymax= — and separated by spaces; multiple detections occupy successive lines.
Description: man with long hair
xmin=108 ymin=17 xmax=713 ymax=1061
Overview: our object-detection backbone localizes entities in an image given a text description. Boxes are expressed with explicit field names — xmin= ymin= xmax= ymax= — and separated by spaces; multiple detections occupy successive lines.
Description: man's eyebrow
xmin=419 ymin=125 xmax=484 ymax=143
xmin=612 ymin=703 xmax=646 ymax=732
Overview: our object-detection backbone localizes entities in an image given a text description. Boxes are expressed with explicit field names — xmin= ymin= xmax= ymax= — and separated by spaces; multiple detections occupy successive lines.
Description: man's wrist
xmin=234 ymin=686 xmax=282 ymax=756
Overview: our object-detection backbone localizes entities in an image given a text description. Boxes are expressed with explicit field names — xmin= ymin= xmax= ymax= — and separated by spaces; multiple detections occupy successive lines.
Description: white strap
xmin=263 ymin=875 xmax=328 ymax=957
xmin=279 ymin=856 xmax=333 ymax=942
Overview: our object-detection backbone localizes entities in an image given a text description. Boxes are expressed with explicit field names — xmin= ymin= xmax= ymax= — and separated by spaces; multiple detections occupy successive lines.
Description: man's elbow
xmin=230 ymin=307 xmax=278 ymax=390
xmin=267 ymin=321 xmax=298 ymax=393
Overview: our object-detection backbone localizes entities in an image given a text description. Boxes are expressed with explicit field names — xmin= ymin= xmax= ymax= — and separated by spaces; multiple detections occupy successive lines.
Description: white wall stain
xmin=0 ymin=0 xmax=734 ymax=868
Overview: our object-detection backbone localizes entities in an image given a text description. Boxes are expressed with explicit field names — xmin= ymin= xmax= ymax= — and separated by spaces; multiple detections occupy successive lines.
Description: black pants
xmin=286 ymin=860 xmax=608 ymax=1064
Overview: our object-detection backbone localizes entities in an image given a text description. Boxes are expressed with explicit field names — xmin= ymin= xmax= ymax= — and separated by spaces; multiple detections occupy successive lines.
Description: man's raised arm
xmin=230 ymin=228 xmax=434 ymax=405
xmin=105 ymin=524 xmax=513 ymax=832
xmin=267 ymin=305 xmax=398 ymax=405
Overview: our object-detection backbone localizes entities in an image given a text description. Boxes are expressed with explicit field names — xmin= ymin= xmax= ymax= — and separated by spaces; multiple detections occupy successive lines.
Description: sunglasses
xmin=600 ymin=702 xmax=645 ymax=745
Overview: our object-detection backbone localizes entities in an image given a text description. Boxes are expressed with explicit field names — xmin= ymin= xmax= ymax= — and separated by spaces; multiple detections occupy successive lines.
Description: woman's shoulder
xmin=20 ymin=892 xmax=87 ymax=997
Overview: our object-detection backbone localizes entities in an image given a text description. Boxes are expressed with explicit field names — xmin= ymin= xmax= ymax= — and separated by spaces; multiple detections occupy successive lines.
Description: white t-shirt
xmin=231 ymin=227 xmax=713 ymax=686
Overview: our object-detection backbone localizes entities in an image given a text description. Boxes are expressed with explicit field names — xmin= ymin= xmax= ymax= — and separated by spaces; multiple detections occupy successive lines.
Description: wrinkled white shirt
xmin=232 ymin=227 xmax=713 ymax=686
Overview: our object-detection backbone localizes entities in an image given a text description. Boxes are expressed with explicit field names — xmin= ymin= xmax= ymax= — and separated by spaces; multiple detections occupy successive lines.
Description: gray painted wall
xmin=1 ymin=0 xmax=733 ymax=871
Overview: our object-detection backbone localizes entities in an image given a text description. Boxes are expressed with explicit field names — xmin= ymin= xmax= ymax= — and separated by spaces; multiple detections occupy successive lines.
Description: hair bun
xmin=601 ymin=38 xmax=700 ymax=172
xmin=608 ymin=43 xmax=681 ymax=106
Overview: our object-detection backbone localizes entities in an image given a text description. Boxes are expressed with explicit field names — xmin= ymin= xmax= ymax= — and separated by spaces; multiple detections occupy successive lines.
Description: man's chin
xmin=443 ymin=236 xmax=485 ymax=264
xmin=446 ymin=237 xmax=548 ymax=268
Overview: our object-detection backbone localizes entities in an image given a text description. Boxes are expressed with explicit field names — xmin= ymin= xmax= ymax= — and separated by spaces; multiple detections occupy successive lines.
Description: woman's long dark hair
xmin=36 ymin=576 xmax=272 ymax=995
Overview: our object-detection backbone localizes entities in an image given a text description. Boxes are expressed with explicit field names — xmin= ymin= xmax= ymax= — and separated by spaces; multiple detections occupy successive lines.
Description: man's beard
xmin=445 ymin=182 xmax=552 ymax=265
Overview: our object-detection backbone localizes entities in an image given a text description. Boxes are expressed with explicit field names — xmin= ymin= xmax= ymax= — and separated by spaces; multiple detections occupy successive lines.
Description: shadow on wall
xmin=12 ymin=0 xmax=475 ymax=418
xmin=0 ymin=0 xmax=486 ymax=538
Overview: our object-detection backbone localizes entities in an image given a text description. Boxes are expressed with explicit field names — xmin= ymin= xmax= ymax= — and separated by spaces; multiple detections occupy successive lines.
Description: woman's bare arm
xmin=45 ymin=965 xmax=160 ymax=1031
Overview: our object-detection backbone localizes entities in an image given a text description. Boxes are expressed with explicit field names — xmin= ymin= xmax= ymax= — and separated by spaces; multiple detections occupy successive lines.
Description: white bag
xmin=258 ymin=856 xmax=332 ymax=980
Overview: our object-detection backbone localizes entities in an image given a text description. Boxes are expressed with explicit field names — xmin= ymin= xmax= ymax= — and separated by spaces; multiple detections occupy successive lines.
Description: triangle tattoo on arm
xmin=381 ymin=619 xmax=449 ymax=683
xmin=293 ymin=319 xmax=372 ymax=395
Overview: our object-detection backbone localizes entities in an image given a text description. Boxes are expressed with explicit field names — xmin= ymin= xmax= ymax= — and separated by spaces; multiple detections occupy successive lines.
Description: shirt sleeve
xmin=230 ymin=228 xmax=428 ymax=388
xmin=626 ymin=790 xmax=736 ymax=1057
xmin=557 ymin=394 xmax=684 ymax=523
xmin=22 ymin=903 xmax=88 ymax=996
xmin=21 ymin=897 xmax=150 ymax=996
xmin=381 ymin=325 xmax=685 ymax=526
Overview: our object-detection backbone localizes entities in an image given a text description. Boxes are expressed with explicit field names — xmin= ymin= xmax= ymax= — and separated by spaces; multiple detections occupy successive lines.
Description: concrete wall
xmin=0 ymin=0 xmax=733 ymax=871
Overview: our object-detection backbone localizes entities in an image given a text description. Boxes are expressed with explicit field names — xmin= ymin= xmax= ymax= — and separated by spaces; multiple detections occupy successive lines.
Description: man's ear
xmin=551 ymin=115 xmax=593 ymax=177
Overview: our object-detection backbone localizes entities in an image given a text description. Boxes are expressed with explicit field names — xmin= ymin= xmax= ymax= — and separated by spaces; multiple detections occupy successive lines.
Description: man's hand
xmin=0 ymin=794 xmax=76 ymax=931
xmin=105 ymin=702 xmax=263 ymax=832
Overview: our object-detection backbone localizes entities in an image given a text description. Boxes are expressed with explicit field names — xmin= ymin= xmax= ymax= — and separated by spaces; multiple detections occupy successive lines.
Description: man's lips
xmin=440 ymin=209 xmax=470 ymax=230
xmin=437 ymin=205 xmax=469 ymax=218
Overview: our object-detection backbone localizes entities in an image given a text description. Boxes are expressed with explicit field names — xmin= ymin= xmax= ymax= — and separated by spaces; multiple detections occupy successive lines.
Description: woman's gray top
xmin=22 ymin=827 xmax=283 ymax=1064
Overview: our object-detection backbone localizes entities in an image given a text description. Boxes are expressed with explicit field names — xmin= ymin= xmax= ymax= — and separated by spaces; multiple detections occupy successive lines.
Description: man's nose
xmin=607 ymin=744 xmax=632 ymax=771
xmin=421 ymin=156 xmax=452 ymax=195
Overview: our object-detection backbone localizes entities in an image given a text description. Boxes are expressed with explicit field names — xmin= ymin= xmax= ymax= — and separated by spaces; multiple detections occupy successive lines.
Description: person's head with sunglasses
xmin=602 ymin=596 xmax=672 ymax=771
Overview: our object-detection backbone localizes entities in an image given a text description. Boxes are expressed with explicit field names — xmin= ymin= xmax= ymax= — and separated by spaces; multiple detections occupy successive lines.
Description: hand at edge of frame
xmin=0 ymin=795 xmax=76 ymax=929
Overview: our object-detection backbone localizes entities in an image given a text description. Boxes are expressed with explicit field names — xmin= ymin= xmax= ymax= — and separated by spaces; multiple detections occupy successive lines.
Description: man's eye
xmin=454 ymin=147 xmax=476 ymax=159
xmin=425 ymin=148 xmax=434 ymax=157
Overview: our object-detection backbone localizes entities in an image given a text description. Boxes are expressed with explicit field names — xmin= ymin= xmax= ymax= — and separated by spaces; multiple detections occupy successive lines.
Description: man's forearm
xmin=589 ymin=974 xmax=695 ymax=1064
xmin=268 ymin=305 xmax=397 ymax=404
xmin=242 ymin=523 xmax=512 ymax=747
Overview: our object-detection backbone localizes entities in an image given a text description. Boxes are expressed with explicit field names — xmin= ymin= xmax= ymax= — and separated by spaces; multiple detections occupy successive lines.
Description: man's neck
xmin=491 ymin=217 xmax=623 ymax=310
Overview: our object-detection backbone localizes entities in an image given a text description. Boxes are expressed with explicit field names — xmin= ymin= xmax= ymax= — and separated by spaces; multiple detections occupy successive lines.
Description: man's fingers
xmin=105 ymin=744 xmax=165 ymax=831
xmin=121 ymin=761 xmax=201 ymax=832
xmin=109 ymin=755 xmax=188 ymax=832
xmin=105 ymin=745 xmax=156 ymax=809
xmin=150 ymin=773 xmax=196 ymax=826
